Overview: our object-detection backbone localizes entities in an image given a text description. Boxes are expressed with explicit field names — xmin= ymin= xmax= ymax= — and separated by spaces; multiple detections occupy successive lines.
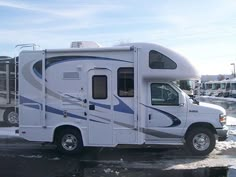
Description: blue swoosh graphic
xmin=114 ymin=95 xmax=134 ymax=114
xmin=89 ymin=96 xmax=134 ymax=114
xmin=141 ymin=103 xmax=181 ymax=127
xmin=33 ymin=56 xmax=133 ymax=79
xmin=89 ymin=101 xmax=111 ymax=109
xmin=20 ymin=96 xmax=86 ymax=120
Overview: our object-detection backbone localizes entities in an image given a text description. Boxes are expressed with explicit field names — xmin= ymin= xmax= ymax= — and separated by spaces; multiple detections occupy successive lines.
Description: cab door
xmin=145 ymin=82 xmax=187 ymax=140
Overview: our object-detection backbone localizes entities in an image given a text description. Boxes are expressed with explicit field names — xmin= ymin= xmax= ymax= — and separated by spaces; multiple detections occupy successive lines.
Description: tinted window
xmin=118 ymin=68 xmax=134 ymax=97
xmin=149 ymin=50 xmax=177 ymax=69
xmin=151 ymin=83 xmax=179 ymax=106
xmin=0 ymin=74 xmax=6 ymax=91
xmin=231 ymin=83 xmax=236 ymax=90
xmin=92 ymin=75 xmax=107 ymax=99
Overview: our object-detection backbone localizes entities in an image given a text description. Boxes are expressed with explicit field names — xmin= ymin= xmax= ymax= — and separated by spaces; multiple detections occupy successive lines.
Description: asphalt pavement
xmin=0 ymin=136 xmax=234 ymax=177
xmin=0 ymin=130 xmax=235 ymax=177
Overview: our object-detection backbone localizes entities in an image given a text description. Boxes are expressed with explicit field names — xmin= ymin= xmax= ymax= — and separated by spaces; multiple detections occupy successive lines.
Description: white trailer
xmin=228 ymin=79 xmax=236 ymax=98
xmin=0 ymin=56 xmax=18 ymax=126
xmin=18 ymin=42 xmax=228 ymax=155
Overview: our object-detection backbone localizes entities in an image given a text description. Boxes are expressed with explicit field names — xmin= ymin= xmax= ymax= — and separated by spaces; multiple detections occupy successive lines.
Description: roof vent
xmin=70 ymin=41 xmax=100 ymax=48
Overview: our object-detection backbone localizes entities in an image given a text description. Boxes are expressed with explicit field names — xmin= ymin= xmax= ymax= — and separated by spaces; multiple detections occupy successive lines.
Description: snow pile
xmin=216 ymin=140 xmax=236 ymax=151
xmin=215 ymin=122 xmax=236 ymax=151
xmin=227 ymin=116 xmax=236 ymax=126
xmin=104 ymin=168 xmax=120 ymax=176
xmin=19 ymin=155 xmax=43 ymax=158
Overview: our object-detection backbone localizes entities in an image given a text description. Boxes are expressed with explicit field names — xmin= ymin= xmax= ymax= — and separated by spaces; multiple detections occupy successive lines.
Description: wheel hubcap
xmin=61 ymin=134 xmax=78 ymax=151
xmin=8 ymin=112 xmax=18 ymax=124
xmin=193 ymin=133 xmax=210 ymax=151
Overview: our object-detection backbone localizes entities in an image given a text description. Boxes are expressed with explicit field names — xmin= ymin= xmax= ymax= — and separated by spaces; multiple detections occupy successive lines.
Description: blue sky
xmin=0 ymin=0 xmax=236 ymax=75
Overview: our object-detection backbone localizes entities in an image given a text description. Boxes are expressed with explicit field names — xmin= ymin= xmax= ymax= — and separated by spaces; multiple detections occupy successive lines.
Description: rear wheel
xmin=185 ymin=127 xmax=216 ymax=156
xmin=3 ymin=108 xmax=18 ymax=127
xmin=55 ymin=128 xmax=83 ymax=154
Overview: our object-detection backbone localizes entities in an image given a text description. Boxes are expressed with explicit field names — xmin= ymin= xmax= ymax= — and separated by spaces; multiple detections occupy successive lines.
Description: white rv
xmin=18 ymin=42 xmax=228 ymax=155
xmin=229 ymin=79 xmax=236 ymax=98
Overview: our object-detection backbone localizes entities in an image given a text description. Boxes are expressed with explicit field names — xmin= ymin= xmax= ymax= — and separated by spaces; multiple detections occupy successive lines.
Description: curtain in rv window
xmin=92 ymin=75 xmax=107 ymax=99
xmin=117 ymin=68 xmax=134 ymax=97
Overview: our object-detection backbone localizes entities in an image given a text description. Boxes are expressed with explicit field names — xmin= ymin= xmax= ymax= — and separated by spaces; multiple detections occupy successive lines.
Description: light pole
xmin=231 ymin=63 xmax=235 ymax=78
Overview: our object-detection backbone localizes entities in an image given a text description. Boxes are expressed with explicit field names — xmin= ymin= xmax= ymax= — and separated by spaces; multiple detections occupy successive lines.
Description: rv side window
xmin=149 ymin=50 xmax=177 ymax=69
xmin=92 ymin=75 xmax=107 ymax=99
xmin=151 ymin=83 xmax=179 ymax=106
xmin=226 ymin=83 xmax=230 ymax=91
xmin=232 ymin=83 xmax=236 ymax=90
xmin=118 ymin=68 xmax=134 ymax=97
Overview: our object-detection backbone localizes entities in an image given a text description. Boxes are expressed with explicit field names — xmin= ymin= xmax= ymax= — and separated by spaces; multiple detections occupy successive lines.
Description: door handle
xmin=89 ymin=104 xmax=95 ymax=110
xmin=148 ymin=114 xmax=151 ymax=120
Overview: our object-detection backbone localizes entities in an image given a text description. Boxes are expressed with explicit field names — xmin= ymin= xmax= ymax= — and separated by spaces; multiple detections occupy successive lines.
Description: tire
xmin=3 ymin=108 xmax=18 ymax=127
xmin=185 ymin=127 xmax=216 ymax=156
xmin=55 ymin=128 xmax=83 ymax=154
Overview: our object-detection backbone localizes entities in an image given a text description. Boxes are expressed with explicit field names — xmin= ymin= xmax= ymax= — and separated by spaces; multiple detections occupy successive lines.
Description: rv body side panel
xmin=19 ymin=49 xmax=139 ymax=146
xmin=19 ymin=51 xmax=50 ymax=141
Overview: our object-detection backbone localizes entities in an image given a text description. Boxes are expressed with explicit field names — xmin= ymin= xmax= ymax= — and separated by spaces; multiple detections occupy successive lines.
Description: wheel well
xmin=53 ymin=125 xmax=82 ymax=143
xmin=185 ymin=122 xmax=216 ymax=139
xmin=4 ymin=107 xmax=15 ymax=113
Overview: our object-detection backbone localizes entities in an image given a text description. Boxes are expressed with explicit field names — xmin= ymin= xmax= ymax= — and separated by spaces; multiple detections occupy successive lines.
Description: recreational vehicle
xmin=0 ymin=56 xmax=18 ymax=126
xmin=204 ymin=81 xmax=214 ymax=96
xmin=229 ymin=79 xmax=236 ymax=98
xmin=18 ymin=42 xmax=228 ymax=155
xmin=211 ymin=81 xmax=221 ymax=97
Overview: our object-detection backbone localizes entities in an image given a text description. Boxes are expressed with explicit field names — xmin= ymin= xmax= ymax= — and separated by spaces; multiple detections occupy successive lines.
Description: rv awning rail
xmin=46 ymin=46 xmax=134 ymax=53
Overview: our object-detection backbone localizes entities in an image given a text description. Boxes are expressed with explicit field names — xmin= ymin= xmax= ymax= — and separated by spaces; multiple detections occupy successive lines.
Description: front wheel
xmin=185 ymin=127 xmax=216 ymax=156
xmin=55 ymin=129 xmax=83 ymax=154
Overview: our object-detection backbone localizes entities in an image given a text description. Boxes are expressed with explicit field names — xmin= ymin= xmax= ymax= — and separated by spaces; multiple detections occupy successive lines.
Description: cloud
xmin=1 ymin=0 xmax=236 ymax=75
xmin=0 ymin=0 xmax=29 ymax=10
xmin=0 ymin=0 xmax=123 ymax=19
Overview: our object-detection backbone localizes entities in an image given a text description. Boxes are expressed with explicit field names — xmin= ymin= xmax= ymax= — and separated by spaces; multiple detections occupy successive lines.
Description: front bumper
xmin=216 ymin=126 xmax=229 ymax=141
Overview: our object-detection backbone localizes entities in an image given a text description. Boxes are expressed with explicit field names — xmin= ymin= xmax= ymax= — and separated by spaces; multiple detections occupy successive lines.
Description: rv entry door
xmin=87 ymin=69 xmax=113 ymax=145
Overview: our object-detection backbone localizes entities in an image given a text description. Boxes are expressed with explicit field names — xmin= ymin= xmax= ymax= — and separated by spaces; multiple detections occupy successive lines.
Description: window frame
xmin=92 ymin=75 xmax=107 ymax=99
xmin=117 ymin=67 xmax=134 ymax=97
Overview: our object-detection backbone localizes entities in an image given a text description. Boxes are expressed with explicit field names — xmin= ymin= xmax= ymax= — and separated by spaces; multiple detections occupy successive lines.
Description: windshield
xmin=171 ymin=81 xmax=189 ymax=98
xmin=171 ymin=81 xmax=199 ymax=104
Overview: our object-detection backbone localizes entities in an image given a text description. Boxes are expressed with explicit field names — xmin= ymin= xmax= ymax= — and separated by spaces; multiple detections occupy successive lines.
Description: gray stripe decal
xmin=90 ymin=114 xmax=111 ymax=122
xmin=89 ymin=119 xmax=108 ymax=124
xmin=114 ymin=121 xmax=134 ymax=129
xmin=140 ymin=128 xmax=182 ymax=138
xmin=114 ymin=121 xmax=181 ymax=138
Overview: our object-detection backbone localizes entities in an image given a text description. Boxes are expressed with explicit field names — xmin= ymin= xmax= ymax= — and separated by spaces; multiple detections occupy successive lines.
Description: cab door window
xmin=151 ymin=83 xmax=179 ymax=106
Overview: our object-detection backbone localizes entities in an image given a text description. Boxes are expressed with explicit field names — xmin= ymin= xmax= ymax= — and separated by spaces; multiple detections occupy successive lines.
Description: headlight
xmin=219 ymin=114 xmax=227 ymax=125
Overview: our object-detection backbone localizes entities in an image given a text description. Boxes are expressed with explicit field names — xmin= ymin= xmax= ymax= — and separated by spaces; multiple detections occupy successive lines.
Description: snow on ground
xmin=227 ymin=116 xmax=236 ymax=126
xmin=164 ymin=157 xmax=236 ymax=170
xmin=200 ymin=96 xmax=236 ymax=102
xmin=215 ymin=117 xmax=236 ymax=151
